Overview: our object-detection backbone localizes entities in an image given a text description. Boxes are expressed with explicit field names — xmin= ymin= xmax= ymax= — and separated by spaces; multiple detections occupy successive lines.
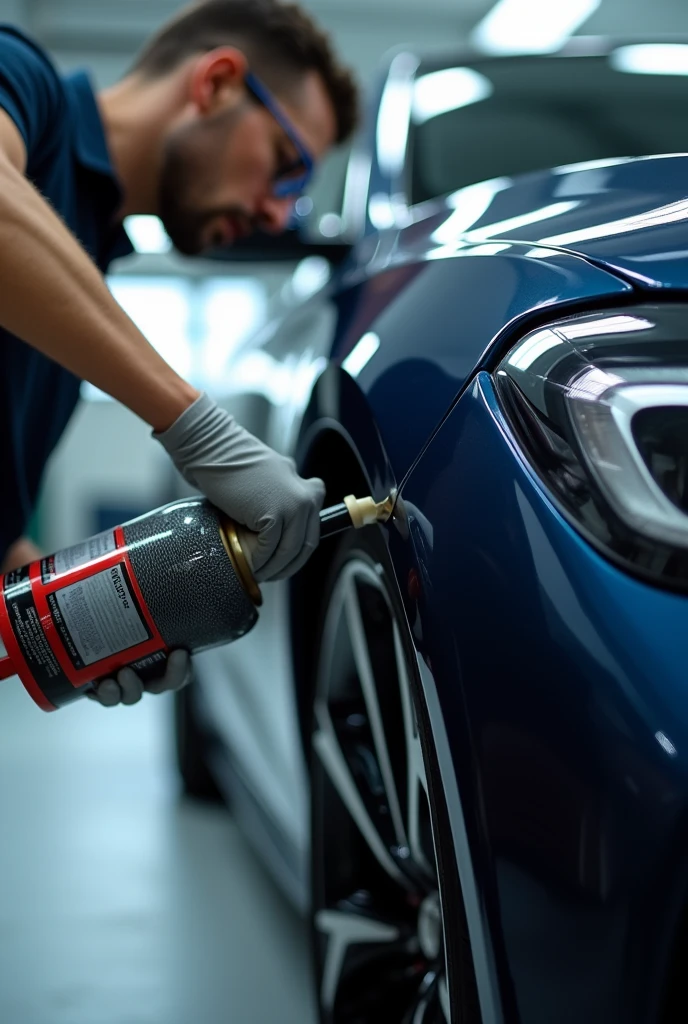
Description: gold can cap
xmin=219 ymin=519 xmax=263 ymax=608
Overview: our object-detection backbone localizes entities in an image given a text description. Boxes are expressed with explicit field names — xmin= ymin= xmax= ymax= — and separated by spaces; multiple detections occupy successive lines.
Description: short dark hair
xmin=132 ymin=0 xmax=359 ymax=142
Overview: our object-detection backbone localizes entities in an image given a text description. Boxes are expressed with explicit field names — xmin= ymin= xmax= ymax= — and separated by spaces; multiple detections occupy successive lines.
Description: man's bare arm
xmin=0 ymin=110 xmax=198 ymax=432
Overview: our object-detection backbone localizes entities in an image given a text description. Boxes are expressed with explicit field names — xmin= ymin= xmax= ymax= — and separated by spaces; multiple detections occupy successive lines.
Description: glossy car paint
xmin=394 ymin=373 xmax=688 ymax=1024
xmin=191 ymin=46 xmax=688 ymax=1023
xmin=328 ymin=244 xmax=631 ymax=483
xmin=428 ymin=155 xmax=688 ymax=291
xmin=197 ymin=230 xmax=633 ymax=904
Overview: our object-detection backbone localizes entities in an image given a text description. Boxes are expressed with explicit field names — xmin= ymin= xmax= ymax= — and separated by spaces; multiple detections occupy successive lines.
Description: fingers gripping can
xmin=0 ymin=500 xmax=260 ymax=711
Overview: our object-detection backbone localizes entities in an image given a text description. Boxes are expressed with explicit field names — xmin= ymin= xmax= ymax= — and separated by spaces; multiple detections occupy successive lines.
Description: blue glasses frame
xmin=245 ymin=71 xmax=315 ymax=199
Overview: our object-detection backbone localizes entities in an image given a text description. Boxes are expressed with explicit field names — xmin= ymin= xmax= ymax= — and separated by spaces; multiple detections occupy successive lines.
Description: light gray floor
xmin=0 ymin=677 xmax=317 ymax=1024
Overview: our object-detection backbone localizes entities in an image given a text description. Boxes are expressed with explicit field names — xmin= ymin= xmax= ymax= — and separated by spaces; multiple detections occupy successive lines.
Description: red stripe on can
xmin=114 ymin=526 xmax=165 ymax=644
xmin=0 ymin=584 xmax=57 ymax=712
xmin=30 ymin=560 xmax=81 ymax=683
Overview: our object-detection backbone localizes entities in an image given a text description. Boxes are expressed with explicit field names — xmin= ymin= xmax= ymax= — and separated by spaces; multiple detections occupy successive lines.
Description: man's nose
xmin=257 ymin=196 xmax=295 ymax=235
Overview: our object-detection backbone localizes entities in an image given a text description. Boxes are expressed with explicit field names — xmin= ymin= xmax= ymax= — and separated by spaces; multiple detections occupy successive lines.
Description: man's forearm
xmin=0 ymin=153 xmax=198 ymax=431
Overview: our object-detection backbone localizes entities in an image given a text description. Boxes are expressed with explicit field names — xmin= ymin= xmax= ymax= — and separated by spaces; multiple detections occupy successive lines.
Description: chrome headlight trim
xmin=568 ymin=380 xmax=688 ymax=549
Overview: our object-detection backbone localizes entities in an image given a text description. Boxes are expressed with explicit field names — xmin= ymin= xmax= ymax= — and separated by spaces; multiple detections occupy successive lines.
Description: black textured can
xmin=123 ymin=499 xmax=260 ymax=652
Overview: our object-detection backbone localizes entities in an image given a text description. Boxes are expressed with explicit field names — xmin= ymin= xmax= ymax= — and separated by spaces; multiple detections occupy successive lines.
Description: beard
xmin=157 ymin=109 xmax=246 ymax=256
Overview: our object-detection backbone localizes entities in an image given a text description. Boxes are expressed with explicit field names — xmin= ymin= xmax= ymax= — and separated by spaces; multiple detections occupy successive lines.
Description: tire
xmin=310 ymin=528 xmax=481 ymax=1023
xmin=174 ymin=681 xmax=222 ymax=803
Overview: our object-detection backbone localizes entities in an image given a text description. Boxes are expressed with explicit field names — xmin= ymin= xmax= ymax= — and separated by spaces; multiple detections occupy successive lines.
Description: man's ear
xmin=188 ymin=47 xmax=249 ymax=115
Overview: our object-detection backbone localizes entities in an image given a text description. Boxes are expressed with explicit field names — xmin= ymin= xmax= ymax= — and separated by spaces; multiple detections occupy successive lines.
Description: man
xmin=0 ymin=1 xmax=358 ymax=707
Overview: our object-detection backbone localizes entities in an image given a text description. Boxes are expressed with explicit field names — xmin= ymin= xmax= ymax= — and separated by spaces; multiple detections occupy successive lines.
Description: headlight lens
xmin=495 ymin=305 xmax=688 ymax=590
xmin=632 ymin=406 xmax=688 ymax=515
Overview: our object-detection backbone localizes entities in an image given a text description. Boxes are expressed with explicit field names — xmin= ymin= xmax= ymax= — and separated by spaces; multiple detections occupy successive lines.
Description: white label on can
xmin=55 ymin=564 xmax=149 ymax=666
xmin=53 ymin=530 xmax=117 ymax=577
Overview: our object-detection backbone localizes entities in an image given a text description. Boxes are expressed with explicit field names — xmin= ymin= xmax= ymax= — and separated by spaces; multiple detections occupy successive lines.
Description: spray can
xmin=0 ymin=499 xmax=259 ymax=712
xmin=0 ymin=493 xmax=394 ymax=712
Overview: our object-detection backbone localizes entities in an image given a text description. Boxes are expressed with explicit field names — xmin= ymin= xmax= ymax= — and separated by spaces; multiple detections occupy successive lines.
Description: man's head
xmin=130 ymin=0 xmax=358 ymax=255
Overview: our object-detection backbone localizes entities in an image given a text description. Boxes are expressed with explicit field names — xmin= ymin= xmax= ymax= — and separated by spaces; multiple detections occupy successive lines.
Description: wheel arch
xmin=291 ymin=371 xmax=503 ymax=1022
xmin=289 ymin=363 xmax=397 ymax=761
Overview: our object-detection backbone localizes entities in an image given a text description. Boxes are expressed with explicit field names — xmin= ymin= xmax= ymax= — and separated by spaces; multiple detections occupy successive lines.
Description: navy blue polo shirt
xmin=0 ymin=26 xmax=133 ymax=560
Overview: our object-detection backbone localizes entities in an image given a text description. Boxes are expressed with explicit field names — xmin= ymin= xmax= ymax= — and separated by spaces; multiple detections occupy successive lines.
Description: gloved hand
xmin=89 ymin=649 xmax=191 ymax=707
xmin=155 ymin=392 xmax=325 ymax=582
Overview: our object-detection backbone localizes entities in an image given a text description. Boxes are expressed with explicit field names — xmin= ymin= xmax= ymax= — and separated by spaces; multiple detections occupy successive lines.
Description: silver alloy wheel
xmin=312 ymin=555 xmax=451 ymax=1022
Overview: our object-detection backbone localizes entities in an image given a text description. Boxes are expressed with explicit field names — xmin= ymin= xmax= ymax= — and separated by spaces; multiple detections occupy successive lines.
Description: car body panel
xmin=394 ymin=372 xmax=688 ymax=1023
xmin=248 ymin=245 xmax=633 ymax=482
xmin=200 ymin=239 xmax=633 ymax=896
xmin=419 ymin=154 xmax=688 ymax=291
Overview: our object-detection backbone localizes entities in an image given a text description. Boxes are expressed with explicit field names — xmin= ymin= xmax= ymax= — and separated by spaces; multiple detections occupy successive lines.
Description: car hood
xmin=419 ymin=154 xmax=688 ymax=291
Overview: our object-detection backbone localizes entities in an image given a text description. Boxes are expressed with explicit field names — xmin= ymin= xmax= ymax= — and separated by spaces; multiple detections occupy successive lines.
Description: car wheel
xmin=174 ymin=681 xmax=222 ymax=803
xmin=310 ymin=530 xmax=480 ymax=1022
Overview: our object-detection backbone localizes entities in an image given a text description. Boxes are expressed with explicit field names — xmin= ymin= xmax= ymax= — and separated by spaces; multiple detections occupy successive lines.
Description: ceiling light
xmin=471 ymin=0 xmax=601 ymax=55
xmin=611 ymin=43 xmax=688 ymax=76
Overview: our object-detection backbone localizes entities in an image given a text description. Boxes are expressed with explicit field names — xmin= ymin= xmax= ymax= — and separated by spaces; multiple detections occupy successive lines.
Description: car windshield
xmin=410 ymin=47 xmax=688 ymax=206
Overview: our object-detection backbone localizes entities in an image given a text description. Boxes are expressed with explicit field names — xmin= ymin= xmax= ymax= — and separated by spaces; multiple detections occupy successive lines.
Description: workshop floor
xmin=0 ymin=678 xmax=317 ymax=1024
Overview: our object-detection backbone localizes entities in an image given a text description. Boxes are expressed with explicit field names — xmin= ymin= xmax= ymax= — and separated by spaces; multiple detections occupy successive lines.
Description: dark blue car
xmin=175 ymin=41 xmax=688 ymax=1023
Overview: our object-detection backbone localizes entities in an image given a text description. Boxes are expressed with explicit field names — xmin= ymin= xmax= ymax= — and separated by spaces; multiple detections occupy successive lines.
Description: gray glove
xmin=155 ymin=393 xmax=325 ymax=582
xmin=89 ymin=649 xmax=192 ymax=707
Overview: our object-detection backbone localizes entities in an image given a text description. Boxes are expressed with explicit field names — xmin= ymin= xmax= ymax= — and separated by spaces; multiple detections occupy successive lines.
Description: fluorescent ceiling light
xmin=412 ymin=68 xmax=493 ymax=123
xmin=471 ymin=0 xmax=601 ymax=55
xmin=611 ymin=43 xmax=688 ymax=76
xmin=125 ymin=215 xmax=171 ymax=255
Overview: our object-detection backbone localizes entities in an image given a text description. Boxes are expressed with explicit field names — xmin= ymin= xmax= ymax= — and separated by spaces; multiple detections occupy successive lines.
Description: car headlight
xmin=495 ymin=305 xmax=688 ymax=591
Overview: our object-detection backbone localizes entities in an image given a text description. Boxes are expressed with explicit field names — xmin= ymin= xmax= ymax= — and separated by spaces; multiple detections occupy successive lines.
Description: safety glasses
xmin=245 ymin=71 xmax=315 ymax=199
